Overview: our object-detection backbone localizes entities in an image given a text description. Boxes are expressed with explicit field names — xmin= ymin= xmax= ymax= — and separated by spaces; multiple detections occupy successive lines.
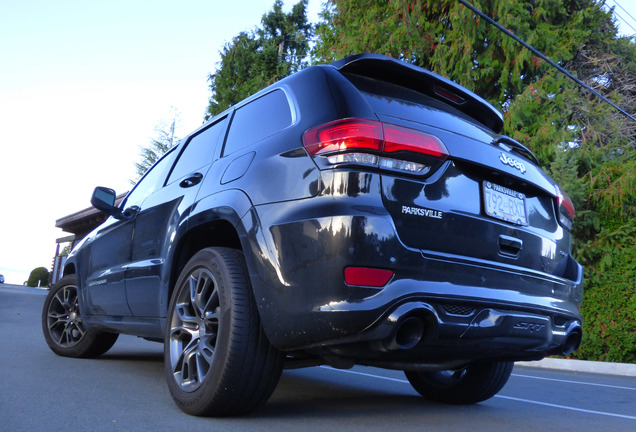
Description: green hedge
xmin=27 ymin=267 xmax=49 ymax=288
xmin=575 ymin=242 xmax=636 ymax=363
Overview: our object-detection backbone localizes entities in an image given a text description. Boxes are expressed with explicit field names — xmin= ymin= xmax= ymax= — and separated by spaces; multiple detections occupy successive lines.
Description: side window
xmin=223 ymin=89 xmax=292 ymax=156
xmin=167 ymin=117 xmax=227 ymax=185
xmin=124 ymin=146 xmax=178 ymax=208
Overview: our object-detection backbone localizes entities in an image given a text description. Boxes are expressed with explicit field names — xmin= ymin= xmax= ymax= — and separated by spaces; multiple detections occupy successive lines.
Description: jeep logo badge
xmin=499 ymin=152 xmax=526 ymax=174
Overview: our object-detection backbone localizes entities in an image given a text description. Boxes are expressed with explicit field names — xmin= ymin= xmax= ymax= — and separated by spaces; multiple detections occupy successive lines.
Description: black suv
xmin=43 ymin=54 xmax=583 ymax=416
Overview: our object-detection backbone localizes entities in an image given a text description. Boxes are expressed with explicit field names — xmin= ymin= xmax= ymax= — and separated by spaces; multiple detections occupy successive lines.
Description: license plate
xmin=483 ymin=181 xmax=527 ymax=225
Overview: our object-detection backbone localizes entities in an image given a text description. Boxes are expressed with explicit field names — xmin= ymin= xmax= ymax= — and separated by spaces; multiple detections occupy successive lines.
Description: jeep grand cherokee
xmin=43 ymin=53 xmax=583 ymax=416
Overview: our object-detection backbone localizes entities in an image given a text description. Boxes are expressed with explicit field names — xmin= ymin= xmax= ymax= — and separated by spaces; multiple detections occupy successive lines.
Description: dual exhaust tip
xmin=379 ymin=303 xmax=583 ymax=356
xmin=379 ymin=303 xmax=437 ymax=352
xmin=384 ymin=315 xmax=429 ymax=351
xmin=560 ymin=323 xmax=583 ymax=356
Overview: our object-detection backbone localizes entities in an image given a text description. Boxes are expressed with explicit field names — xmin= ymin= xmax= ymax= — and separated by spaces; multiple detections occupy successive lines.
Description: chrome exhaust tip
xmin=387 ymin=316 xmax=425 ymax=351
xmin=378 ymin=303 xmax=439 ymax=352
xmin=561 ymin=323 xmax=583 ymax=356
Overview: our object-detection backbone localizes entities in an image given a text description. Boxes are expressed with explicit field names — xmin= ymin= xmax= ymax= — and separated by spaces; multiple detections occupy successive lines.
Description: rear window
xmin=344 ymin=73 xmax=493 ymax=136
xmin=223 ymin=89 xmax=293 ymax=156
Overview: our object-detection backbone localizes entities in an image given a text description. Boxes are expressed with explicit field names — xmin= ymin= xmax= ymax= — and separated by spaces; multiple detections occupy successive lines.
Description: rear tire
xmin=165 ymin=247 xmax=284 ymax=417
xmin=42 ymin=275 xmax=118 ymax=358
xmin=405 ymin=361 xmax=514 ymax=404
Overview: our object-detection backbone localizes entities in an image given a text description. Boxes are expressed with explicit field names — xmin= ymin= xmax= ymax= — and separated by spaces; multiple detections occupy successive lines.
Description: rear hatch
xmin=333 ymin=59 xmax=574 ymax=279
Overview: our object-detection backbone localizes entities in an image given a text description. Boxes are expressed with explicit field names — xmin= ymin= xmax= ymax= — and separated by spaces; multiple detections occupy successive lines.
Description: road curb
xmin=516 ymin=358 xmax=636 ymax=377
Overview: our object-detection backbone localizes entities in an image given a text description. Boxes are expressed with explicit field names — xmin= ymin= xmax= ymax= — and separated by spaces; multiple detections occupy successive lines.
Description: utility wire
xmin=458 ymin=0 xmax=636 ymax=124
xmin=606 ymin=0 xmax=636 ymax=35
xmin=613 ymin=10 xmax=636 ymax=35
xmin=613 ymin=0 xmax=636 ymax=26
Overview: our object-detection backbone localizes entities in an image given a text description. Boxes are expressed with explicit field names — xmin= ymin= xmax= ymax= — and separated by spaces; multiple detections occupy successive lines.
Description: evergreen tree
xmin=132 ymin=113 xmax=180 ymax=183
xmin=315 ymin=0 xmax=616 ymax=106
xmin=206 ymin=0 xmax=312 ymax=118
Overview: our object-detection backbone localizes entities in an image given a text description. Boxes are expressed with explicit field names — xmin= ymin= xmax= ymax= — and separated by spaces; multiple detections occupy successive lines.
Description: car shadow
xmin=254 ymin=369 xmax=495 ymax=420
xmin=91 ymin=339 xmax=497 ymax=421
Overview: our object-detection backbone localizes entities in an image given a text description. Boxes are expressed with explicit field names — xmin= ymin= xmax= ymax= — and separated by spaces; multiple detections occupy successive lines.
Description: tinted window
xmin=124 ymin=146 xmax=178 ymax=208
xmin=223 ymin=90 xmax=292 ymax=156
xmin=167 ymin=117 xmax=227 ymax=184
xmin=346 ymin=73 xmax=492 ymax=137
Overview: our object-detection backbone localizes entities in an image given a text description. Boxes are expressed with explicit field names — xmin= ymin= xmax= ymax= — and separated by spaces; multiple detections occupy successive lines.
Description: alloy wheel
xmin=45 ymin=284 xmax=86 ymax=347
xmin=168 ymin=268 xmax=221 ymax=392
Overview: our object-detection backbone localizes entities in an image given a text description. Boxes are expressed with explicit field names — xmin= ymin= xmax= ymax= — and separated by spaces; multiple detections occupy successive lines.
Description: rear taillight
xmin=303 ymin=118 xmax=448 ymax=176
xmin=302 ymin=119 xmax=382 ymax=157
xmin=556 ymin=186 xmax=575 ymax=230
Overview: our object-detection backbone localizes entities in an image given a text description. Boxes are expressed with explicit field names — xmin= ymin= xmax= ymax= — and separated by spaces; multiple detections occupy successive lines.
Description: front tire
xmin=42 ymin=275 xmax=118 ymax=358
xmin=165 ymin=247 xmax=284 ymax=417
xmin=405 ymin=361 xmax=514 ymax=404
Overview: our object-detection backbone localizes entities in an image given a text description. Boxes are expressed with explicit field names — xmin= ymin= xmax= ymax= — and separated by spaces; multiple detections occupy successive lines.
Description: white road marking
xmin=495 ymin=395 xmax=636 ymax=421
xmin=319 ymin=366 xmax=636 ymax=421
xmin=511 ymin=373 xmax=636 ymax=391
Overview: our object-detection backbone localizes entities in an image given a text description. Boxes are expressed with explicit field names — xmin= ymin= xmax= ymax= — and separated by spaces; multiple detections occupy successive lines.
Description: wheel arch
xmin=167 ymin=190 xmax=254 ymax=312
xmin=169 ymin=217 xmax=243 ymax=302
xmin=62 ymin=262 xmax=77 ymax=276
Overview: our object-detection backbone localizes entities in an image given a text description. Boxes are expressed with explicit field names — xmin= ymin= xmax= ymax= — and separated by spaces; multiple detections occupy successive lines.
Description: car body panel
xmin=247 ymin=170 xmax=582 ymax=354
xmin=80 ymin=215 xmax=134 ymax=317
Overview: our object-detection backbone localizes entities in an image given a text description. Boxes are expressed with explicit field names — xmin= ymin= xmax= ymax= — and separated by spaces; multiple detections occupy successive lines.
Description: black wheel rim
xmin=168 ymin=267 xmax=221 ymax=392
xmin=46 ymin=284 xmax=86 ymax=347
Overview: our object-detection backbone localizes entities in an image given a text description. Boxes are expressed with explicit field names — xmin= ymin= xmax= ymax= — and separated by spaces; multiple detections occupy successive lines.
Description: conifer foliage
xmin=133 ymin=114 xmax=180 ymax=182
xmin=206 ymin=0 xmax=312 ymax=118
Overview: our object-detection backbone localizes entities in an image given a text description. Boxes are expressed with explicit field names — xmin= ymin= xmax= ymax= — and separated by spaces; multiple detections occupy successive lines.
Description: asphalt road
xmin=1 ymin=284 xmax=635 ymax=432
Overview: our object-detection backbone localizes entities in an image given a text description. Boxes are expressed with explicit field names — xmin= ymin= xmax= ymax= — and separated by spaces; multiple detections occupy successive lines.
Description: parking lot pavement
xmin=2 ymin=283 xmax=635 ymax=432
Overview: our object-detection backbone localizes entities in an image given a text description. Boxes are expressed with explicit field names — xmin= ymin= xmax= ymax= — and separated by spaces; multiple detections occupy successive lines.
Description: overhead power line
xmin=613 ymin=0 xmax=636 ymax=26
xmin=606 ymin=0 xmax=636 ymax=35
xmin=458 ymin=0 xmax=636 ymax=124
xmin=613 ymin=11 xmax=636 ymax=35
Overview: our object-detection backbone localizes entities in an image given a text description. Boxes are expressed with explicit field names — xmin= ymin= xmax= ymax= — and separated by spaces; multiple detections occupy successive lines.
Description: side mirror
xmin=91 ymin=187 xmax=121 ymax=218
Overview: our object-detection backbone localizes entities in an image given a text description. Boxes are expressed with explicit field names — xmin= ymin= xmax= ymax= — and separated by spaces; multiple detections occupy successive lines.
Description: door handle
xmin=179 ymin=172 xmax=203 ymax=188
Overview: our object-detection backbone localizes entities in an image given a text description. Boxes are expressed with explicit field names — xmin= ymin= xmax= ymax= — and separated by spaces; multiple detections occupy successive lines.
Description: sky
xmin=0 ymin=0 xmax=634 ymax=285
xmin=0 ymin=0 xmax=321 ymax=284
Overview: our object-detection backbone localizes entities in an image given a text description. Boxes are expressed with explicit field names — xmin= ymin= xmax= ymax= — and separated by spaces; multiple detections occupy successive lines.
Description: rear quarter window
xmin=223 ymin=89 xmax=293 ymax=156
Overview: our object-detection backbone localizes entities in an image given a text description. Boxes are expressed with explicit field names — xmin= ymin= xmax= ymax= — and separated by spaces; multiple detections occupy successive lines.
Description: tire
xmin=405 ymin=361 xmax=514 ymax=404
xmin=42 ymin=275 xmax=118 ymax=358
xmin=165 ymin=247 xmax=284 ymax=417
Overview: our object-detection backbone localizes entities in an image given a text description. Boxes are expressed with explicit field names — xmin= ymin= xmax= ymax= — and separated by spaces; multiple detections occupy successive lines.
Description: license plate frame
xmin=483 ymin=181 xmax=528 ymax=226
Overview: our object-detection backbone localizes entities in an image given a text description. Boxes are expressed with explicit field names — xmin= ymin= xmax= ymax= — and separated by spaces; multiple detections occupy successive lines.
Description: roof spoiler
xmin=330 ymin=54 xmax=504 ymax=133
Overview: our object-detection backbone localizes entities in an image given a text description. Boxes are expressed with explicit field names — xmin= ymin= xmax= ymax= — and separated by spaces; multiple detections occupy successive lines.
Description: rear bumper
xmin=325 ymin=300 xmax=583 ymax=366
xmin=246 ymin=188 xmax=583 ymax=363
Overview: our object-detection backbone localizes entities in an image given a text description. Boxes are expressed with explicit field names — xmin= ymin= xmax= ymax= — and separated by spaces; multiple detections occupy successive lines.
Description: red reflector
xmin=303 ymin=119 xmax=383 ymax=156
xmin=344 ymin=267 xmax=393 ymax=287
xmin=383 ymin=124 xmax=449 ymax=159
